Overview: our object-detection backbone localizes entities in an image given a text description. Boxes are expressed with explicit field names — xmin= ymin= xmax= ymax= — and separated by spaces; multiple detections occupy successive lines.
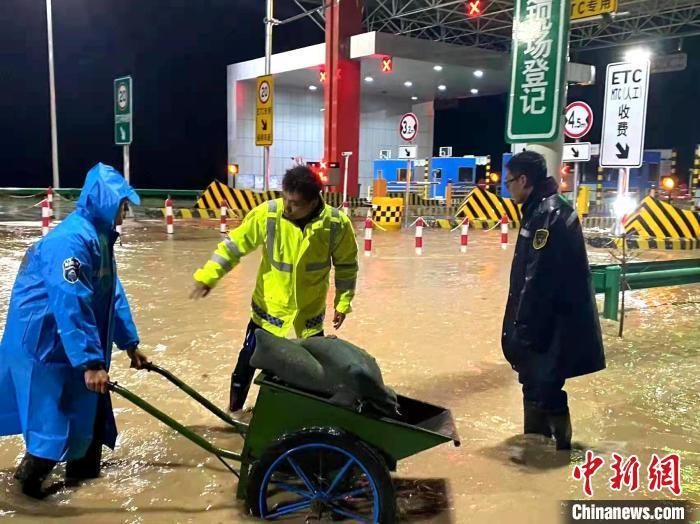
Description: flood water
xmin=0 ymin=214 xmax=698 ymax=523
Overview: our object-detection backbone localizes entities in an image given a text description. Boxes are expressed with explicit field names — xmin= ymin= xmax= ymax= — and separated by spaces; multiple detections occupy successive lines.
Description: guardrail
xmin=590 ymin=259 xmax=700 ymax=320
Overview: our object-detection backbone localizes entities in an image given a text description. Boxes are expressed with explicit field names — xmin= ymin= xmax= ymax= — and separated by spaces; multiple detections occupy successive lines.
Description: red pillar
xmin=324 ymin=0 xmax=362 ymax=197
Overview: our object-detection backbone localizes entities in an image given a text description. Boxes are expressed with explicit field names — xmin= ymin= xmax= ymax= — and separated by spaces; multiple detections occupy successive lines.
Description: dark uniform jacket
xmin=502 ymin=177 xmax=606 ymax=382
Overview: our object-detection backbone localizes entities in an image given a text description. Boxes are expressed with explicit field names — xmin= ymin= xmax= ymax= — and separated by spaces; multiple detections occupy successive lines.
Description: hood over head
xmin=76 ymin=163 xmax=140 ymax=229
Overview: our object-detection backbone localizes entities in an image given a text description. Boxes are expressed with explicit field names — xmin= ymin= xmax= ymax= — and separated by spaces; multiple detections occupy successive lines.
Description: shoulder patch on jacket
xmin=533 ymin=229 xmax=549 ymax=250
xmin=63 ymin=257 xmax=82 ymax=284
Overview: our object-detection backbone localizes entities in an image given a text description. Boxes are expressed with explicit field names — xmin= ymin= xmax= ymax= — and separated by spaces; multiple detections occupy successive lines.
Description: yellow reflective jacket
xmin=194 ymin=199 xmax=358 ymax=338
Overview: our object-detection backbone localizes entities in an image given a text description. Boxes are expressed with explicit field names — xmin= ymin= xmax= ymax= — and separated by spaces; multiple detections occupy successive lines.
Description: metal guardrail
xmin=590 ymin=259 xmax=700 ymax=320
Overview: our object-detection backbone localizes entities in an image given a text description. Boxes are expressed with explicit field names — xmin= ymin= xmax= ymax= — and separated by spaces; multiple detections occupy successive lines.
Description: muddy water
xmin=0 ymin=219 xmax=697 ymax=523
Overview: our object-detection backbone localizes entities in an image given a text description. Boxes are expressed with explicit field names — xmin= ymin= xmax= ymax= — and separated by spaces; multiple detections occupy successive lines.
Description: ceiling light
xmin=308 ymin=85 xmax=318 ymax=91
xmin=411 ymin=96 xmax=418 ymax=101
xmin=364 ymin=76 xmax=374 ymax=83
xmin=433 ymin=65 xmax=443 ymax=71
xmin=404 ymin=81 xmax=413 ymax=87
xmin=438 ymin=84 xmax=447 ymax=91
xmin=624 ymin=47 xmax=652 ymax=63
xmin=473 ymin=69 xmax=484 ymax=78
xmin=470 ymin=88 xmax=479 ymax=95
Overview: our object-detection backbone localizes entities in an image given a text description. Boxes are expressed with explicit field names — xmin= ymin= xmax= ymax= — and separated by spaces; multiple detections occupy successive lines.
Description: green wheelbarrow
xmin=109 ymin=363 xmax=460 ymax=523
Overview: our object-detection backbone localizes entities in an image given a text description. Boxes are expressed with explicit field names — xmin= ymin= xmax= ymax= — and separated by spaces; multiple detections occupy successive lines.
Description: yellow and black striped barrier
xmin=455 ymin=187 xmax=522 ymax=224
xmin=196 ymin=181 xmax=366 ymax=217
xmin=386 ymin=192 xmax=443 ymax=206
xmin=434 ymin=218 xmax=517 ymax=230
xmin=624 ymin=195 xmax=700 ymax=242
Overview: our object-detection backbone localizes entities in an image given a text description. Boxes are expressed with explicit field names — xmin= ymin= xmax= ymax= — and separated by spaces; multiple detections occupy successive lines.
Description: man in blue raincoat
xmin=0 ymin=163 xmax=149 ymax=498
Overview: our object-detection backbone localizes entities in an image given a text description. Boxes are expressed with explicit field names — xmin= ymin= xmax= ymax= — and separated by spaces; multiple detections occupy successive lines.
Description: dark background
xmin=1 ymin=1 xmax=698 ymax=189
xmin=435 ymin=36 xmax=700 ymax=177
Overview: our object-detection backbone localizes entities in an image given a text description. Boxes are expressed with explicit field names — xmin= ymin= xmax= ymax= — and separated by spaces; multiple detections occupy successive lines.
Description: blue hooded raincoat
xmin=0 ymin=163 xmax=140 ymax=461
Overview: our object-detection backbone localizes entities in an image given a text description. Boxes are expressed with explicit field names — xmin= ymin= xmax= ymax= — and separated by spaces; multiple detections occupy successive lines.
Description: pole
xmin=404 ymin=159 xmax=412 ymax=228
xmin=46 ymin=0 xmax=60 ymax=188
xmin=263 ymin=0 xmax=274 ymax=192
xmin=573 ymin=139 xmax=580 ymax=211
xmin=341 ymin=151 xmax=352 ymax=207
xmin=123 ymin=144 xmax=130 ymax=184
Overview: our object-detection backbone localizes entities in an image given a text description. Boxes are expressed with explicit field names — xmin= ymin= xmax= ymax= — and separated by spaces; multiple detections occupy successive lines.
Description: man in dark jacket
xmin=502 ymin=151 xmax=605 ymax=450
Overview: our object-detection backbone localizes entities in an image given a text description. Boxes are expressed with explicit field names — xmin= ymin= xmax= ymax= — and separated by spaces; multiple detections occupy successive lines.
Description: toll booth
xmin=500 ymin=150 xmax=665 ymax=200
xmin=372 ymin=156 xmax=479 ymax=199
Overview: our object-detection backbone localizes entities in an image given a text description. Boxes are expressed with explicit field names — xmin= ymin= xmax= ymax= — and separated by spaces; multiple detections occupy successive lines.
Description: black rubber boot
xmin=14 ymin=453 xmax=56 ymax=499
xmin=65 ymin=441 xmax=103 ymax=483
xmin=524 ymin=400 xmax=552 ymax=438
xmin=547 ymin=408 xmax=572 ymax=450
xmin=229 ymin=374 xmax=249 ymax=412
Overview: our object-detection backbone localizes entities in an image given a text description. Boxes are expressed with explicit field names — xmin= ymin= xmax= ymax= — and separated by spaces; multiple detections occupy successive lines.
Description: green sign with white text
xmin=114 ymin=76 xmax=132 ymax=145
xmin=506 ymin=0 xmax=570 ymax=143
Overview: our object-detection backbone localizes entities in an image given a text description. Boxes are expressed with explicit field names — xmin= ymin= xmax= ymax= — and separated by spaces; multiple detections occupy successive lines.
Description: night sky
xmin=1 ymin=2 xmax=698 ymax=189
xmin=0 ymin=0 xmax=322 ymax=189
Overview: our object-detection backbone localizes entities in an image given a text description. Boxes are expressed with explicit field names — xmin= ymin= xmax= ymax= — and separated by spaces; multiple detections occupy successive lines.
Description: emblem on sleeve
xmin=533 ymin=229 xmax=549 ymax=250
xmin=63 ymin=257 xmax=82 ymax=284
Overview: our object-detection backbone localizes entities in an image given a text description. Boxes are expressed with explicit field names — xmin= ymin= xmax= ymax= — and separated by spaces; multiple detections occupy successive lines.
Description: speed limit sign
xmin=399 ymin=113 xmax=419 ymax=142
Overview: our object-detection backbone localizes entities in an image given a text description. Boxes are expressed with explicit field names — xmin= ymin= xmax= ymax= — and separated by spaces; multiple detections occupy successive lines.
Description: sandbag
xmin=249 ymin=330 xmax=399 ymax=417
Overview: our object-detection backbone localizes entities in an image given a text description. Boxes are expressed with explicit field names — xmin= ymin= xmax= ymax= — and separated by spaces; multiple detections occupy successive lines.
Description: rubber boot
xmin=14 ymin=453 xmax=56 ymax=499
xmin=523 ymin=400 xmax=552 ymax=438
xmin=229 ymin=373 xmax=249 ymax=412
xmin=547 ymin=408 xmax=572 ymax=450
xmin=65 ymin=441 xmax=102 ymax=483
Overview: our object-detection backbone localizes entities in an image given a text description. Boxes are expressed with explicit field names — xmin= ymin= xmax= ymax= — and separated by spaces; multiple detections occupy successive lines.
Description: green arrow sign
xmin=114 ymin=76 xmax=132 ymax=145
xmin=506 ymin=0 xmax=570 ymax=143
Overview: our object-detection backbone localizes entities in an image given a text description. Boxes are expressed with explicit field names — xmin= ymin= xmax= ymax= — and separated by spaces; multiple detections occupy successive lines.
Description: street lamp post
xmin=46 ymin=0 xmax=60 ymax=188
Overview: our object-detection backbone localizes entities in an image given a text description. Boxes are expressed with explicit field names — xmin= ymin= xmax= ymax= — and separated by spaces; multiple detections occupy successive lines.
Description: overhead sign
xmin=600 ymin=61 xmax=650 ymax=168
xmin=564 ymin=101 xmax=593 ymax=139
xmin=379 ymin=149 xmax=391 ymax=160
xmin=563 ymin=142 xmax=592 ymax=162
xmin=650 ymin=53 xmax=687 ymax=74
xmin=439 ymin=146 xmax=453 ymax=157
xmin=256 ymin=75 xmax=274 ymax=146
xmin=571 ymin=0 xmax=617 ymax=21
xmin=399 ymin=146 xmax=417 ymax=159
xmin=114 ymin=76 xmax=132 ymax=145
xmin=399 ymin=113 xmax=419 ymax=142
xmin=506 ymin=0 xmax=569 ymax=143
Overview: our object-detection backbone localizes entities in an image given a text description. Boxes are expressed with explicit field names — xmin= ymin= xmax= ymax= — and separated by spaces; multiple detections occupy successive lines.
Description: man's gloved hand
xmin=190 ymin=282 xmax=211 ymax=300
xmin=127 ymin=347 xmax=150 ymax=370
xmin=84 ymin=369 xmax=110 ymax=394
xmin=333 ymin=310 xmax=346 ymax=330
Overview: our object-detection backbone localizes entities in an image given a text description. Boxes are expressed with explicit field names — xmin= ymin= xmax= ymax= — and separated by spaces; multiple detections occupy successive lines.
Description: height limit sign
xmin=600 ymin=61 xmax=650 ymax=168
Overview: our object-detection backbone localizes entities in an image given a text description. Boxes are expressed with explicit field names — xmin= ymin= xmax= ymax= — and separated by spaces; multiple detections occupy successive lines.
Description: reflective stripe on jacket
xmin=194 ymin=198 xmax=358 ymax=337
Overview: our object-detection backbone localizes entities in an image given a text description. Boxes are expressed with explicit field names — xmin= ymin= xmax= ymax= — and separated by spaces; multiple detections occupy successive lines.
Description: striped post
xmin=165 ymin=197 xmax=174 ymax=235
xmin=47 ymin=186 xmax=54 ymax=218
xmin=363 ymin=210 xmax=373 ymax=257
xmin=41 ymin=199 xmax=51 ymax=236
xmin=415 ymin=217 xmax=425 ymax=256
xmin=460 ymin=217 xmax=469 ymax=253
xmin=342 ymin=200 xmax=350 ymax=215
xmin=220 ymin=200 xmax=228 ymax=233
xmin=500 ymin=214 xmax=509 ymax=250
xmin=596 ymin=166 xmax=603 ymax=209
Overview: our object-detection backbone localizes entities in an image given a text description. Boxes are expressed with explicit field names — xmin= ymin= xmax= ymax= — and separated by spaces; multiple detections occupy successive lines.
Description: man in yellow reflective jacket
xmin=191 ymin=166 xmax=359 ymax=411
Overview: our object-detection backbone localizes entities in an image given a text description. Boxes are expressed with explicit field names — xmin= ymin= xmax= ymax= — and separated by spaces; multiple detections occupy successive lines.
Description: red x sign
xmin=467 ymin=0 xmax=482 ymax=16
xmin=319 ymin=70 xmax=327 ymax=83
xmin=381 ymin=56 xmax=393 ymax=73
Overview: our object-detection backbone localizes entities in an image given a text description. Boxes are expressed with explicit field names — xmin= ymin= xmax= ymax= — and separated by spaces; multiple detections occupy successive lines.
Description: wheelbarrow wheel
xmin=247 ymin=428 xmax=396 ymax=523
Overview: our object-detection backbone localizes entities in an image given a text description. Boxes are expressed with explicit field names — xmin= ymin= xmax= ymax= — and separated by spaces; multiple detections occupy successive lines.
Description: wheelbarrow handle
xmin=139 ymin=362 xmax=248 ymax=434
xmin=108 ymin=381 xmax=242 ymax=462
